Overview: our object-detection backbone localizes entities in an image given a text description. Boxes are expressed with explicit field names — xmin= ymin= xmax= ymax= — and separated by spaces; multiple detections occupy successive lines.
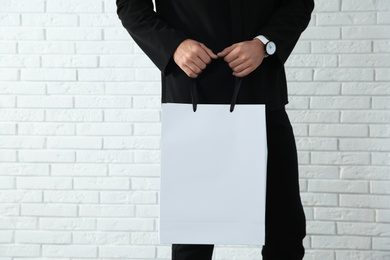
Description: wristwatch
xmin=254 ymin=35 xmax=276 ymax=57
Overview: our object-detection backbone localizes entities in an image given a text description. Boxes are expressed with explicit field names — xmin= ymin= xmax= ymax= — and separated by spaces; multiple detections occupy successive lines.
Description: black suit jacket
xmin=116 ymin=0 xmax=314 ymax=111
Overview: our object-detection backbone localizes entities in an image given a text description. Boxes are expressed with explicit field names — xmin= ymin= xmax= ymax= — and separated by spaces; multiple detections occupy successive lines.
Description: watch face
xmin=266 ymin=42 xmax=276 ymax=55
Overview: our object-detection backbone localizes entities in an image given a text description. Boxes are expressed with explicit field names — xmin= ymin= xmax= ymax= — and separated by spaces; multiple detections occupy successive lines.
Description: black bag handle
xmin=190 ymin=76 xmax=243 ymax=113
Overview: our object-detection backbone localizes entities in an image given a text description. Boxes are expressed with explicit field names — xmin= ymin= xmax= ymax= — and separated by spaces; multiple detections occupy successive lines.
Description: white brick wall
xmin=0 ymin=0 xmax=389 ymax=259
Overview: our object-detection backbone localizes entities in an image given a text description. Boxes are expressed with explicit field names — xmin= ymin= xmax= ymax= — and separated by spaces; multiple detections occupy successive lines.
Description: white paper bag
xmin=159 ymin=78 xmax=267 ymax=245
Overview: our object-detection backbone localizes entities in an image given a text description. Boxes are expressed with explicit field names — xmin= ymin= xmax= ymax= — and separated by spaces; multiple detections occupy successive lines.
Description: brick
xmin=76 ymin=150 xmax=134 ymax=163
xmin=134 ymin=150 xmax=161 ymax=163
xmin=286 ymin=54 xmax=338 ymax=67
xmin=0 ymin=123 xmax=16 ymax=134
xmin=99 ymin=245 xmax=155 ymax=258
xmin=337 ymin=222 xmax=390 ymax=236
xmin=311 ymin=151 xmax=370 ymax=165
xmin=314 ymin=68 xmax=374 ymax=81
xmin=310 ymin=96 xmax=371 ymax=109
xmin=299 ymin=165 xmax=339 ymax=179
xmin=51 ymin=164 xmax=107 ymax=176
xmin=78 ymin=68 xmax=135 ymax=81
xmin=21 ymin=204 xmax=77 ymax=217
xmin=44 ymin=191 xmax=99 ymax=203
xmin=0 ymin=28 xmax=44 ymax=40
xmin=42 ymin=55 xmax=98 ymax=68
xmin=22 ymin=14 xmax=78 ymax=27
xmin=17 ymin=177 xmax=72 ymax=189
xmin=336 ymin=251 xmax=390 ymax=260
xmin=312 ymin=235 xmax=371 ymax=249
xmin=342 ymin=26 xmax=390 ymax=39
xmin=373 ymin=237 xmax=390 ymax=250
xmin=307 ymin=221 xmax=336 ymax=235
xmin=133 ymin=96 xmax=161 ymax=109
xmin=43 ymin=245 xmax=97 ymax=258
xmin=0 ymin=216 xmax=37 ymax=230
xmin=19 ymin=42 xmax=75 ymax=54
xmin=136 ymin=205 xmax=159 ymax=218
xmin=0 ymin=0 xmax=44 ymax=12
xmin=377 ymin=210 xmax=390 ymax=223
xmin=76 ymin=42 xmax=133 ymax=54
xmin=341 ymin=54 xmax=390 ymax=67
xmin=75 ymin=96 xmax=132 ymax=108
xmin=47 ymin=137 xmax=102 ymax=149
xmin=0 ymin=14 xmax=20 ymax=26
xmin=39 ymin=217 xmax=96 ymax=230
xmin=374 ymin=40 xmax=390 ymax=53
xmin=301 ymin=27 xmax=341 ymax=40
xmin=103 ymin=137 xmax=160 ymax=149
xmin=378 ymin=12 xmax=390 ymax=24
xmin=309 ymin=124 xmax=368 ymax=137
xmin=0 ymin=164 xmax=48 ymax=176
xmin=46 ymin=28 xmax=102 ymax=40
xmin=288 ymin=82 xmax=341 ymax=95
xmin=77 ymin=123 xmax=133 ymax=136
xmin=312 ymin=40 xmax=371 ymax=54
xmin=314 ymin=0 xmax=340 ymax=11
xmin=305 ymin=250 xmax=335 ymax=260
xmin=376 ymin=68 xmax=390 ymax=81
xmin=0 ymin=245 xmax=40 ymax=257
xmin=317 ymin=12 xmax=376 ymax=25
xmin=100 ymin=191 xmax=157 ymax=204
xmin=15 ymin=231 xmax=71 ymax=244
xmin=133 ymin=123 xmax=161 ymax=136
xmin=288 ymin=110 xmax=339 ymax=123
xmin=342 ymin=0 xmax=390 ymax=11
xmin=21 ymin=69 xmax=76 ymax=81
xmin=131 ymin=232 xmax=159 ymax=245
xmin=286 ymin=68 xmax=313 ymax=81
xmin=0 ymin=55 xmax=39 ymax=68
xmin=370 ymin=124 xmax=390 ymax=137
xmin=105 ymin=82 xmax=160 ymax=95
xmin=341 ymin=111 xmax=390 ymax=123
xmin=46 ymin=109 xmax=103 ymax=122
xmin=0 ymin=42 xmax=17 ymax=53
xmin=339 ymin=138 xmax=390 ymax=151
xmin=0 ymin=136 xmax=44 ymax=148
xmin=286 ymin=96 xmax=310 ymax=109
xmin=80 ymin=14 xmax=121 ymax=27
xmin=372 ymin=97 xmax=390 ymax=109
xmin=17 ymin=96 xmax=72 ymax=108
xmin=0 ymin=82 xmax=46 ymax=95
xmin=103 ymin=28 xmax=130 ymax=40
xmin=73 ymin=177 xmax=130 ymax=190
xmin=341 ymin=166 xmax=390 ymax=180
xmin=315 ymin=207 xmax=375 ymax=222
xmin=18 ymin=150 xmax=75 ymax=163
xmin=372 ymin=152 xmax=390 ymax=166
xmin=342 ymin=82 xmax=390 ymax=95
xmin=0 ymin=68 xmax=18 ymax=80
xmin=47 ymin=82 xmax=105 ymax=95
xmin=104 ymin=109 xmax=160 ymax=123
xmin=308 ymin=179 xmax=368 ymax=193
xmin=18 ymin=123 xmax=75 ymax=136
xmin=340 ymin=194 xmax=390 ymax=208
xmin=295 ymin=137 xmax=337 ymax=150
xmin=46 ymin=0 xmax=103 ymax=13
xmin=97 ymin=218 xmax=154 ymax=231
xmin=301 ymin=193 xmax=338 ymax=206
xmin=109 ymin=164 xmax=160 ymax=177
xmin=131 ymin=177 xmax=160 ymax=190
xmin=79 ymin=205 xmax=135 ymax=217
xmin=73 ymin=231 xmax=129 ymax=244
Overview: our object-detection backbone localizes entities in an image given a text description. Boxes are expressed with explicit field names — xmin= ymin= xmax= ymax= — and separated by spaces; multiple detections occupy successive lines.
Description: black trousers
xmin=171 ymin=107 xmax=306 ymax=260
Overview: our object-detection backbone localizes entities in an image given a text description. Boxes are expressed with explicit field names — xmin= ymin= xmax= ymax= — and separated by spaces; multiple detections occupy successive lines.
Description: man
xmin=116 ymin=0 xmax=314 ymax=259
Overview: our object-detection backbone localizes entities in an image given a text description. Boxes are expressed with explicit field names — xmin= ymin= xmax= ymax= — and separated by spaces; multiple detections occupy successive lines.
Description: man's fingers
xmin=183 ymin=64 xmax=199 ymax=78
xmin=233 ymin=64 xmax=253 ymax=77
xmin=217 ymin=45 xmax=235 ymax=57
xmin=199 ymin=43 xmax=218 ymax=59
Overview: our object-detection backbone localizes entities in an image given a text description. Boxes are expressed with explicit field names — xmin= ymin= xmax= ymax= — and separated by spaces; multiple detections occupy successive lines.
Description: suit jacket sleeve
xmin=257 ymin=0 xmax=315 ymax=65
xmin=116 ymin=0 xmax=188 ymax=75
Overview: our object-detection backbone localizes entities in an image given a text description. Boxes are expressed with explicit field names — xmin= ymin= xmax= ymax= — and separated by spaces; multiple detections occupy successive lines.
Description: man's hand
xmin=217 ymin=39 xmax=266 ymax=77
xmin=173 ymin=39 xmax=218 ymax=78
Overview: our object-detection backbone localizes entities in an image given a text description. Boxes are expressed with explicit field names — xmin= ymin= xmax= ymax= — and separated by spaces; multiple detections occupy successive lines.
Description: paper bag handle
xmin=190 ymin=77 xmax=243 ymax=113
